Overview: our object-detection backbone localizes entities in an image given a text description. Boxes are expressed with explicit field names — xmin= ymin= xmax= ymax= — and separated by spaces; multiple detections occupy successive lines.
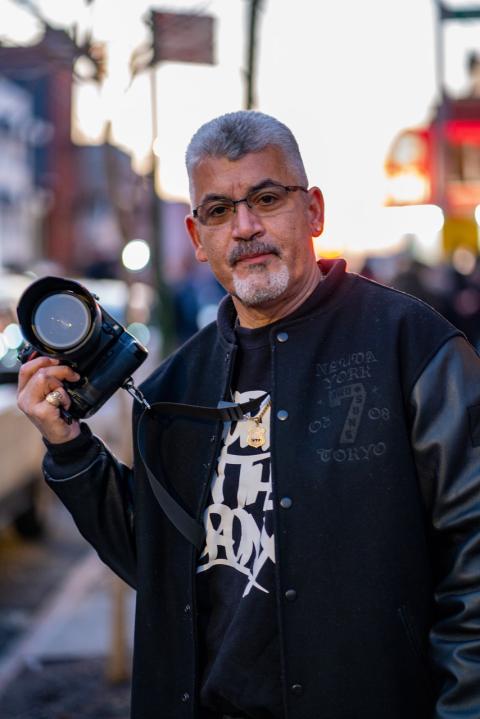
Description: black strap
xmin=148 ymin=394 xmax=267 ymax=422
xmin=137 ymin=412 xmax=206 ymax=550
xmin=136 ymin=394 xmax=268 ymax=550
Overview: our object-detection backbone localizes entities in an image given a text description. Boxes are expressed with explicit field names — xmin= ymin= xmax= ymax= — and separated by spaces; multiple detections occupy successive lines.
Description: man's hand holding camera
xmin=15 ymin=276 xmax=148 ymax=429
xmin=17 ymin=356 xmax=81 ymax=444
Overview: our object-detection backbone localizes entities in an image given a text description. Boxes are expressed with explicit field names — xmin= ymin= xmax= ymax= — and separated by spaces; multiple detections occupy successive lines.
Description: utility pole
xmin=245 ymin=0 xmax=264 ymax=109
xmin=131 ymin=11 xmax=215 ymax=354
xmin=149 ymin=66 xmax=176 ymax=356
xmin=433 ymin=0 xmax=448 ymax=211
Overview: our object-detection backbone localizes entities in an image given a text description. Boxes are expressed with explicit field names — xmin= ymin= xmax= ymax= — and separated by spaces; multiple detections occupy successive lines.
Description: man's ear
xmin=308 ymin=187 xmax=324 ymax=237
xmin=185 ymin=215 xmax=208 ymax=263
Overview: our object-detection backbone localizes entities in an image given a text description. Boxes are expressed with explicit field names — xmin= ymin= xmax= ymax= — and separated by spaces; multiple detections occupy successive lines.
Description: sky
xmin=1 ymin=0 xmax=480 ymax=260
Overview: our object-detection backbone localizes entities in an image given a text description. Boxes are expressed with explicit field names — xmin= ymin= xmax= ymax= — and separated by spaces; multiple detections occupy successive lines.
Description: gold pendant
xmin=246 ymin=422 xmax=266 ymax=449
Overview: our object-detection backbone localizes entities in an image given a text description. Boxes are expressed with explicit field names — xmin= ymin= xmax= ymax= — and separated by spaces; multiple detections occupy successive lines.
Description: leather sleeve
xmin=42 ymin=426 xmax=137 ymax=589
xmin=410 ymin=335 xmax=480 ymax=718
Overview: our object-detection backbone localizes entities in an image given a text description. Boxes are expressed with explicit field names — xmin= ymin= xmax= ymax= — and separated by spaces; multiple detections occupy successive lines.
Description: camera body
xmin=17 ymin=276 xmax=148 ymax=419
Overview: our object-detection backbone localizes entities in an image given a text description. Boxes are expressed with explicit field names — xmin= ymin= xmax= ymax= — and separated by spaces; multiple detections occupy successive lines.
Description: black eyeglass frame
xmin=192 ymin=183 xmax=309 ymax=225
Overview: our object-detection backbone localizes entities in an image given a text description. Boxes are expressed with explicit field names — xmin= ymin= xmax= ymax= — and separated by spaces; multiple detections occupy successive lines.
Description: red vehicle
xmin=385 ymin=97 xmax=480 ymax=252
xmin=385 ymin=2 xmax=480 ymax=255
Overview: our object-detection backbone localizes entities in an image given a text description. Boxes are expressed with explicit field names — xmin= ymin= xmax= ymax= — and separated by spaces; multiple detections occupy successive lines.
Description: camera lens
xmin=33 ymin=293 xmax=92 ymax=350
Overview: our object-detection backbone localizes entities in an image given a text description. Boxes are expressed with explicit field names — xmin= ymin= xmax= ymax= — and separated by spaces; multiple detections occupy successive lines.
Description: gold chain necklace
xmin=246 ymin=398 xmax=271 ymax=449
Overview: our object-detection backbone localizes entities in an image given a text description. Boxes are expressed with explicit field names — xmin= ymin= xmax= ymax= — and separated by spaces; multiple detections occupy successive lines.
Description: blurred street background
xmin=1 ymin=0 xmax=480 ymax=717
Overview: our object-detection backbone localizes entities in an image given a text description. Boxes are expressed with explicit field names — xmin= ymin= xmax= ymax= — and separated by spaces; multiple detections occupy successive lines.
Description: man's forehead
xmin=190 ymin=146 xmax=292 ymax=200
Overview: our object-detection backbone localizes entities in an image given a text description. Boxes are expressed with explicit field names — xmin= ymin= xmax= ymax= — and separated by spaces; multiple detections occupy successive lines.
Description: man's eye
xmin=206 ymin=203 xmax=230 ymax=218
xmin=254 ymin=191 xmax=281 ymax=207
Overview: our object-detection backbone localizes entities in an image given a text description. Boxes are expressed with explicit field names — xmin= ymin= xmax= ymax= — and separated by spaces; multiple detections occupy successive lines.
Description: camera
xmin=17 ymin=276 xmax=148 ymax=420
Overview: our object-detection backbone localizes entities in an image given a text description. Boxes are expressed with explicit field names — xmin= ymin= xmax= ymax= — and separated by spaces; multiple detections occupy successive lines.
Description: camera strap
xmin=134 ymin=389 xmax=268 ymax=551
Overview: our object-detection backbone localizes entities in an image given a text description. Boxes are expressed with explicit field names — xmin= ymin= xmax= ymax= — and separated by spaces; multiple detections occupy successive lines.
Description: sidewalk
xmin=0 ymin=550 xmax=135 ymax=719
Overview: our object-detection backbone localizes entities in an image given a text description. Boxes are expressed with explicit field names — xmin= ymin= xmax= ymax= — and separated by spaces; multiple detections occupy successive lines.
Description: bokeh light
xmin=121 ymin=240 xmax=151 ymax=272
xmin=3 ymin=323 xmax=23 ymax=349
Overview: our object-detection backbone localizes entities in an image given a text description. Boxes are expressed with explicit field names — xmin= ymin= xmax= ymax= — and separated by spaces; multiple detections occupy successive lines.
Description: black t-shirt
xmin=197 ymin=319 xmax=280 ymax=718
xmin=197 ymin=274 xmax=327 ymax=719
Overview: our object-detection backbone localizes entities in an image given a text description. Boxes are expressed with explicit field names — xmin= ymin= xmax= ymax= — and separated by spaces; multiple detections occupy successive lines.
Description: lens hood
xmin=17 ymin=276 xmax=102 ymax=359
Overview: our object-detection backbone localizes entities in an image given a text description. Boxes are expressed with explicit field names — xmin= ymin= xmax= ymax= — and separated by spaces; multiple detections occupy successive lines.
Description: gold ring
xmin=45 ymin=389 xmax=63 ymax=408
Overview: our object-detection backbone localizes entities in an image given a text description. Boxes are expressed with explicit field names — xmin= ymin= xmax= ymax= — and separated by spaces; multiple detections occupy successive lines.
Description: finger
xmin=18 ymin=364 xmax=81 ymax=399
xmin=17 ymin=356 xmax=60 ymax=392
xmin=44 ymin=386 xmax=72 ymax=411
xmin=28 ymin=382 xmax=73 ymax=416
xmin=18 ymin=381 xmax=69 ymax=424
xmin=27 ymin=399 xmax=81 ymax=444
xmin=31 ymin=389 xmax=72 ymax=425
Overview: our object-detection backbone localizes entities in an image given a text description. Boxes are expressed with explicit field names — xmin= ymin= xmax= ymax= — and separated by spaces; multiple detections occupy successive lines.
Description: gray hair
xmin=185 ymin=110 xmax=308 ymax=195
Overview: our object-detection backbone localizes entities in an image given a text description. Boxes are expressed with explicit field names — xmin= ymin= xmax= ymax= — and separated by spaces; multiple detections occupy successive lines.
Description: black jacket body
xmin=43 ymin=260 xmax=480 ymax=719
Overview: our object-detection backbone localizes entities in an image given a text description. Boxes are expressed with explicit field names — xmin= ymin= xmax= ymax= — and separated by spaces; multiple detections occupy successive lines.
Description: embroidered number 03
xmin=329 ymin=383 xmax=366 ymax=444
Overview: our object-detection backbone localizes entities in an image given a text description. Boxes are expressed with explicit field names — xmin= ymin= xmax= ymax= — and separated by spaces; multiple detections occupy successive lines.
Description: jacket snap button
xmin=285 ymin=589 xmax=297 ymax=601
xmin=291 ymin=683 xmax=303 ymax=696
xmin=181 ymin=692 xmax=190 ymax=703
xmin=184 ymin=603 xmax=191 ymax=614
xmin=277 ymin=409 xmax=289 ymax=421
xmin=276 ymin=331 xmax=289 ymax=343
xmin=280 ymin=497 xmax=292 ymax=509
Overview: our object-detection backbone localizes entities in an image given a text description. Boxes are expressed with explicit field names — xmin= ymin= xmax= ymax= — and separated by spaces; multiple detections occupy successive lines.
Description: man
xmin=18 ymin=111 xmax=480 ymax=719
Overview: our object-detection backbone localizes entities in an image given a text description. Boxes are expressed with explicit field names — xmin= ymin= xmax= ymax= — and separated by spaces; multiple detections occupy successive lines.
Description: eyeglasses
xmin=192 ymin=183 xmax=308 ymax=227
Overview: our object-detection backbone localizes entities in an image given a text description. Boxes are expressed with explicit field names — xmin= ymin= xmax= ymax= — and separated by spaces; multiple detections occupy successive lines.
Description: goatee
xmin=232 ymin=264 xmax=290 ymax=306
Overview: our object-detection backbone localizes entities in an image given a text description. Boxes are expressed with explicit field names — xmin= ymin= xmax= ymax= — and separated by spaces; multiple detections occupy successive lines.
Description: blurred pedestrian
xmin=18 ymin=110 xmax=480 ymax=719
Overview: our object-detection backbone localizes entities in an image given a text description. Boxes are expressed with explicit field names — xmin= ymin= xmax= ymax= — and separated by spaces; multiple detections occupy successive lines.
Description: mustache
xmin=228 ymin=241 xmax=280 ymax=267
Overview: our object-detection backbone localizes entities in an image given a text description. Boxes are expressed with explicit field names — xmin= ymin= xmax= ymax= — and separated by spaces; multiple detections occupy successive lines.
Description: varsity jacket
xmin=43 ymin=259 xmax=480 ymax=719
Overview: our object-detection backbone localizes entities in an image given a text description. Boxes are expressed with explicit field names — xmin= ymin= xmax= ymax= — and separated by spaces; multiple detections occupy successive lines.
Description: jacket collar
xmin=216 ymin=258 xmax=348 ymax=345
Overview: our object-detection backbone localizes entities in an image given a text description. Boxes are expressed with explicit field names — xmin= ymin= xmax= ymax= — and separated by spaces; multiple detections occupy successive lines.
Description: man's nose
xmin=231 ymin=201 xmax=264 ymax=241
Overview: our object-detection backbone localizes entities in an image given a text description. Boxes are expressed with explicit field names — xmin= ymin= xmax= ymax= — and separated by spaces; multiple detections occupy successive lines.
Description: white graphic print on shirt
xmin=197 ymin=390 xmax=275 ymax=597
